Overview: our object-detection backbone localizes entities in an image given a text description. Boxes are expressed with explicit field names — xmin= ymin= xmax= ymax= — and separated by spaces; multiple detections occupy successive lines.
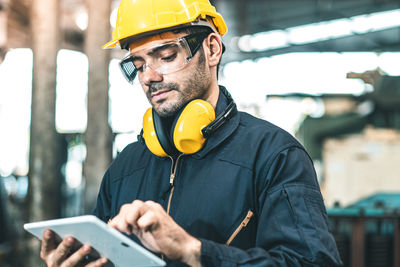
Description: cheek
xmin=140 ymin=85 xmax=152 ymax=101
xmin=138 ymin=79 xmax=149 ymax=93
xmin=159 ymin=75 xmax=182 ymax=91
xmin=138 ymin=77 xmax=146 ymax=87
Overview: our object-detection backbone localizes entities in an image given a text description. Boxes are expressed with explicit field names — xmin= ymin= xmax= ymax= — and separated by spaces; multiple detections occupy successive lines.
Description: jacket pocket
xmin=225 ymin=210 xmax=254 ymax=245
xmin=282 ymin=188 xmax=298 ymax=224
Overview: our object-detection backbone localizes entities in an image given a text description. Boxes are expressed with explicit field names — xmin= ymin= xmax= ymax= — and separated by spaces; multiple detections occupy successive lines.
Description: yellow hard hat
xmin=103 ymin=0 xmax=227 ymax=49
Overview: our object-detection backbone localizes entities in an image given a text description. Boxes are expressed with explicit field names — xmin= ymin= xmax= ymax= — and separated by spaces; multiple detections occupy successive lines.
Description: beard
xmin=146 ymin=53 xmax=210 ymax=117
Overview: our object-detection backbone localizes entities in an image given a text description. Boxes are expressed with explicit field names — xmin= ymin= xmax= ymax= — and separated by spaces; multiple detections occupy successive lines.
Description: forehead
xmin=128 ymin=31 xmax=186 ymax=54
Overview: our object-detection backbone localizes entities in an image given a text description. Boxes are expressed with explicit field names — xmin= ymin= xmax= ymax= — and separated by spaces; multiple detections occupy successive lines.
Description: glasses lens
xmin=120 ymin=57 xmax=137 ymax=84
xmin=151 ymin=43 xmax=189 ymax=74
xmin=118 ymin=31 xmax=210 ymax=84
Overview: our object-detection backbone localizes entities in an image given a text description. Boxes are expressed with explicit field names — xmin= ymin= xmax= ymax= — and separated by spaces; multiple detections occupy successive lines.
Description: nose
xmin=141 ymin=64 xmax=163 ymax=86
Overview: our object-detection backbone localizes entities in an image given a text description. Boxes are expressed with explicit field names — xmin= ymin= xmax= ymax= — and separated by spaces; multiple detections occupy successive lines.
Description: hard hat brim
xmin=102 ymin=39 xmax=120 ymax=49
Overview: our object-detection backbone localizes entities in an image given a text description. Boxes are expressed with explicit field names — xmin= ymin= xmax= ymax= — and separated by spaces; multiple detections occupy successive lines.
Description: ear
xmin=204 ymin=33 xmax=223 ymax=67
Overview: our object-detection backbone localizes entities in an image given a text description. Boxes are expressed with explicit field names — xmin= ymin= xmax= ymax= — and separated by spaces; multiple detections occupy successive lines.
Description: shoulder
xmin=216 ymin=111 xmax=307 ymax=170
xmin=236 ymin=111 xmax=303 ymax=152
xmin=235 ymin=112 xmax=318 ymax=191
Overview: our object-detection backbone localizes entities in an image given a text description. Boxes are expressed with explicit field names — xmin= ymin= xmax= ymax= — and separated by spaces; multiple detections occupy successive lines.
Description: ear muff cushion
xmin=142 ymin=108 xmax=168 ymax=157
xmin=172 ymin=100 xmax=215 ymax=154
xmin=152 ymin=109 xmax=177 ymax=156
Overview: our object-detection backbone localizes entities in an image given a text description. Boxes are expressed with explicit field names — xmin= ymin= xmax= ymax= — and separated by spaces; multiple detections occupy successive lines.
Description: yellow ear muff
xmin=142 ymin=107 xmax=168 ymax=157
xmin=173 ymin=99 xmax=215 ymax=154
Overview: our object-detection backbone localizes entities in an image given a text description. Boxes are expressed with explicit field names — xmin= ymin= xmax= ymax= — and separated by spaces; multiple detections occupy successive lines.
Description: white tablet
xmin=24 ymin=215 xmax=166 ymax=267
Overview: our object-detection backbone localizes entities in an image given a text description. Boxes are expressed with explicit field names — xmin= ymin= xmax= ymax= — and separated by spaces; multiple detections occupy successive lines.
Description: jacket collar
xmin=191 ymin=85 xmax=240 ymax=159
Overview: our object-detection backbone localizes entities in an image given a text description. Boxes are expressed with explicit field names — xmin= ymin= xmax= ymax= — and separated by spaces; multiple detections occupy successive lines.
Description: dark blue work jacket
xmin=93 ymin=87 xmax=342 ymax=266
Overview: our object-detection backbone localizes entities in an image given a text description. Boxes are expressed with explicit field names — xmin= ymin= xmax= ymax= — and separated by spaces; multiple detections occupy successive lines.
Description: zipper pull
xmin=241 ymin=210 xmax=254 ymax=227
xmin=169 ymin=173 xmax=175 ymax=185
xmin=226 ymin=210 xmax=254 ymax=245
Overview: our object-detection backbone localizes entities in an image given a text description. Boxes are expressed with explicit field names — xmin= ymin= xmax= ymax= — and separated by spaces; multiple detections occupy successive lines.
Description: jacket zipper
xmin=162 ymin=154 xmax=183 ymax=261
xmin=226 ymin=210 xmax=254 ymax=245
xmin=166 ymin=154 xmax=183 ymax=214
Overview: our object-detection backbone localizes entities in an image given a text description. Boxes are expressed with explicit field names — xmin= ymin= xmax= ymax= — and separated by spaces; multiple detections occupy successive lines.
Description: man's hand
xmin=109 ymin=200 xmax=201 ymax=267
xmin=40 ymin=229 xmax=108 ymax=267
xmin=347 ymin=69 xmax=383 ymax=88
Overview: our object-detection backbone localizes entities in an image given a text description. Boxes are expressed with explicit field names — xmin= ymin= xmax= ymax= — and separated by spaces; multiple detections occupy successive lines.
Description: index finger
xmin=125 ymin=200 xmax=148 ymax=228
xmin=109 ymin=200 xmax=145 ymax=232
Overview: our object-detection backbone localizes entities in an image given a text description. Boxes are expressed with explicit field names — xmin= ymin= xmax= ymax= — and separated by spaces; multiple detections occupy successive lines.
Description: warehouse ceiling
xmin=214 ymin=0 xmax=400 ymax=64
xmin=1 ymin=0 xmax=400 ymax=64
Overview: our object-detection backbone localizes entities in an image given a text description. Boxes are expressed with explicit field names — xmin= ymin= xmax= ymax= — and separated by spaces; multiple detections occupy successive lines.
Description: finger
xmin=144 ymin=201 xmax=169 ymax=217
xmin=54 ymin=236 xmax=75 ymax=264
xmin=85 ymin=257 xmax=108 ymax=267
xmin=137 ymin=210 xmax=159 ymax=231
xmin=110 ymin=200 xmax=144 ymax=233
xmin=61 ymin=244 xmax=91 ymax=267
xmin=125 ymin=200 xmax=147 ymax=228
xmin=144 ymin=200 xmax=163 ymax=210
xmin=40 ymin=229 xmax=56 ymax=259
xmin=109 ymin=214 xmax=133 ymax=234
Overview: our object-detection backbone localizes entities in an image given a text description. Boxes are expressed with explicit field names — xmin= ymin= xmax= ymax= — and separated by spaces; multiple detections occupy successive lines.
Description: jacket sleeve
xmin=199 ymin=147 xmax=343 ymax=266
xmin=92 ymin=170 xmax=112 ymax=223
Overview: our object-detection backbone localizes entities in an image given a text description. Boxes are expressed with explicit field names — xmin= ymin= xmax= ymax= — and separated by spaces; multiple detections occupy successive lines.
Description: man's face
xmin=128 ymin=32 xmax=211 ymax=117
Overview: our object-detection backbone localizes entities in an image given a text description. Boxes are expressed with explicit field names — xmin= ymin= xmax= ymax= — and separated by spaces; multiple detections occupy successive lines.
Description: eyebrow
xmin=130 ymin=43 xmax=179 ymax=62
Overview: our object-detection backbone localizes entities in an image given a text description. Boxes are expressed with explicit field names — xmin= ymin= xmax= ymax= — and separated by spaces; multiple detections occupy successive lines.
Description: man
xmin=40 ymin=0 xmax=342 ymax=266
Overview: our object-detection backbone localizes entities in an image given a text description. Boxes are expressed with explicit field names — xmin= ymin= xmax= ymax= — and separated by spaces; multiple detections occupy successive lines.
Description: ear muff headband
xmin=202 ymin=87 xmax=237 ymax=138
xmin=172 ymin=99 xmax=215 ymax=154
xmin=201 ymin=100 xmax=236 ymax=138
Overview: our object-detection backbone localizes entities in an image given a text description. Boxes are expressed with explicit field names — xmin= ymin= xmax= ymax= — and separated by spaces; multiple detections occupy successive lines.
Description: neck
xmin=204 ymin=77 xmax=220 ymax=110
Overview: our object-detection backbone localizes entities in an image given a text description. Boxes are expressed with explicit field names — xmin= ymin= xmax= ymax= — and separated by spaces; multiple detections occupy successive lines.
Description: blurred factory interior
xmin=1 ymin=0 xmax=400 ymax=266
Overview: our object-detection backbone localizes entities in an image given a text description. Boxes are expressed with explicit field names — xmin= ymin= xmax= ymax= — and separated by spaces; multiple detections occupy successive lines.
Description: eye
xmin=133 ymin=61 xmax=145 ymax=72
xmin=161 ymin=53 xmax=177 ymax=62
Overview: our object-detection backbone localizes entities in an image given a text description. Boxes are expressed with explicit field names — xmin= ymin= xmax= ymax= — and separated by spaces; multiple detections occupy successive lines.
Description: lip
xmin=151 ymin=89 xmax=171 ymax=101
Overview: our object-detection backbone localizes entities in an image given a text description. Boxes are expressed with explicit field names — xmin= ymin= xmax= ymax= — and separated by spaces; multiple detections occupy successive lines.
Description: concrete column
xmin=27 ymin=0 xmax=64 ymax=265
xmin=83 ymin=0 xmax=113 ymax=213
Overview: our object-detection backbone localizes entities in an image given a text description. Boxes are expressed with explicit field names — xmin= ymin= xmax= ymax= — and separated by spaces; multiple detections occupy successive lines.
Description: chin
xmin=155 ymin=103 xmax=183 ymax=117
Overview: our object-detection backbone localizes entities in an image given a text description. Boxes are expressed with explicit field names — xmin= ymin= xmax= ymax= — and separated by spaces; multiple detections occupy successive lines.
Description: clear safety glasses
xmin=119 ymin=31 xmax=211 ymax=84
